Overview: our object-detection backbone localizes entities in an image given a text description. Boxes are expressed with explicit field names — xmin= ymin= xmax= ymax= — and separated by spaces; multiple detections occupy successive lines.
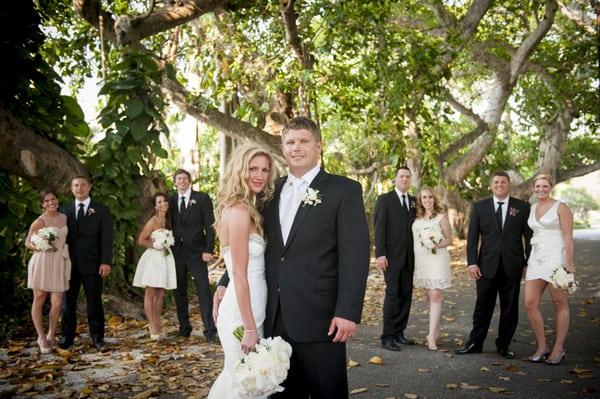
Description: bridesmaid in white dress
xmin=524 ymin=174 xmax=575 ymax=365
xmin=25 ymin=188 xmax=71 ymax=353
xmin=412 ymin=187 xmax=452 ymax=351
xmin=209 ymin=143 xmax=276 ymax=398
xmin=133 ymin=193 xmax=177 ymax=340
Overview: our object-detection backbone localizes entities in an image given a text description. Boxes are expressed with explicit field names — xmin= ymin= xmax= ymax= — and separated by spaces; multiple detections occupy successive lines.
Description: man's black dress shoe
xmin=455 ymin=342 xmax=482 ymax=355
xmin=178 ymin=328 xmax=192 ymax=338
xmin=205 ymin=332 xmax=217 ymax=343
xmin=396 ymin=333 xmax=415 ymax=345
xmin=497 ymin=348 xmax=516 ymax=359
xmin=381 ymin=339 xmax=402 ymax=352
xmin=92 ymin=338 xmax=106 ymax=350
xmin=58 ymin=337 xmax=73 ymax=349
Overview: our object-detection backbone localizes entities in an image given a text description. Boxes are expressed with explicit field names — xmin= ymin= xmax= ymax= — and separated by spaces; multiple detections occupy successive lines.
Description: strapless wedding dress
xmin=208 ymin=234 xmax=268 ymax=399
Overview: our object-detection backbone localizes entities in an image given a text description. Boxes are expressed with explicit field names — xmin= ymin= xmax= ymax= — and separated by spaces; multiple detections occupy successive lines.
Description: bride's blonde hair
xmin=214 ymin=143 xmax=277 ymax=237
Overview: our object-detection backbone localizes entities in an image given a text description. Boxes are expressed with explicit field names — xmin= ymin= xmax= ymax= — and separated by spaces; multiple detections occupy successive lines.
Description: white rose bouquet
xmin=417 ymin=225 xmax=445 ymax=254
xmin=31 ymin=227 xmax=59 ymax=252
xmin=151 ymin=229 xmax=175 ymax=256
xmin=550 ymin=266 xmax=578 ymax=294
xmin=232 ymin=326 xmax=293 ymax=398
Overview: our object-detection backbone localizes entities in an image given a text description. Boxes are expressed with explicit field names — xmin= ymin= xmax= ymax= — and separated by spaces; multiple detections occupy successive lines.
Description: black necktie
xmin=401 ymin=194 xmax=408 ymax=212
xmin=496 ymin=201 xmax=504 ymax=232
xmin=77 ymin=203 xmax=85 ymax=231
xmin=180 ymin=196 xmax=186 ymax=214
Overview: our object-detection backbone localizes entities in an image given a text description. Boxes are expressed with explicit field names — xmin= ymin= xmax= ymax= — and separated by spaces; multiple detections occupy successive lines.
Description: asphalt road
xmin=347 ymin=230 xmax=600 ymax=399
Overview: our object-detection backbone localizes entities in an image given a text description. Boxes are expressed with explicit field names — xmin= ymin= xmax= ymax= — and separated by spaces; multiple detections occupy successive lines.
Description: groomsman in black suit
xmin=169 ymin=169 xmax=217 ymax=340
xmin=374 ymin=167 xmax=417 ymax=351
xmin=215 ymin=117 xmax=370 ymax=397
xmin=59 ymin=176 xmax=113 ymax=349
xmin=456 ymin=170 xmax=532 ymax=359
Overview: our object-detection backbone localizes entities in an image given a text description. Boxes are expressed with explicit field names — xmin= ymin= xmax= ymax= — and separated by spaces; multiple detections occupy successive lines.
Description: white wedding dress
xmin=412 ymin=214 xmax=452 ymax=289
xmin=526 ymin=201 xmax=565 ymax=282
xmin=209 ymin=234 xmax=268 ymax=399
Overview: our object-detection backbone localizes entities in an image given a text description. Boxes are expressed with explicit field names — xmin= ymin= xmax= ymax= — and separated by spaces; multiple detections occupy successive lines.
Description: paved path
xmin=347 ymin=230 xmax=600 ymax=398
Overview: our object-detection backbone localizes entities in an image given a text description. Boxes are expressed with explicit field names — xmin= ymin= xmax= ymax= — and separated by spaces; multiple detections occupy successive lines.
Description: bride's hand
xmin=241 ymin=330 xmax=259 ymax=354
xmin=212 ymin=286 xmax=226 ymax=323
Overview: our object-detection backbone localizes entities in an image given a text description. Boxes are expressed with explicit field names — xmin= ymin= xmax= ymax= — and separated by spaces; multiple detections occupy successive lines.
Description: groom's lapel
xmin=284 ymin=170 xmax=328 ymax=251
xmin=271 ymin=177 xmax=287 ymax=249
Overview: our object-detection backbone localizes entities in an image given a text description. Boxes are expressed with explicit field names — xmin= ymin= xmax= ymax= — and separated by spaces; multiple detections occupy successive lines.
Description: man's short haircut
xmin=282 ymin=116 xmax=321 ymax=141
xmin=492 ymin=170 xmax=510 ymax=181
xmin=173 ymin=169 xmax=192 ymax=181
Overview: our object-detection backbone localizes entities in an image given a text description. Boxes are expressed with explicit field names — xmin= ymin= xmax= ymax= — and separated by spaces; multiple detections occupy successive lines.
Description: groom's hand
xmin=99 ymin=264 xmax=111 ymax=278
xmin=201 ymin=252 xmax=213 ymax=262
xmin=375 ymin=256 xmax=388 ymax=272
xmin=213 ymin=286 xmax=226 ymax=323
xmin=467 ymin=264 xmax=481 ymax=280
xmin=328 ymin=317 xmax=356 ymax=342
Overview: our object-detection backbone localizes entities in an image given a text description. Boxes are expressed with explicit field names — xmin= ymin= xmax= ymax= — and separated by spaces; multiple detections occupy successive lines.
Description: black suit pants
xmin=271 ymin=305 xmax=348 ymax=399
xmin=61 ymin=267 xmax=105 ymax=340
xmin=382 ymin=263 xmax=413 ymax=339
xmin=468 ymin=264 xmax=521 ymax=350
xmin=173 ymin=250 xmax=216 ymax=335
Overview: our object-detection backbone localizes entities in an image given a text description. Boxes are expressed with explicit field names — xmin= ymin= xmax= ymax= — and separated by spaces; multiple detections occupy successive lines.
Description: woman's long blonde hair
xmin=416 ymin=186 xmax=443 ymax=219
xmin=214 ymin=143 xmax=277 ymax=237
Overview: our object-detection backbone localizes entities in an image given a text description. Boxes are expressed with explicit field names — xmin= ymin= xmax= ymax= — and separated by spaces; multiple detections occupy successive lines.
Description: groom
xmin=216 ymin=117 xmax=370 ymax=397
xmin=60 ymin=175 xmax=113 ymax=350
xmin=456 ymin=171 xmax=531 ymax=359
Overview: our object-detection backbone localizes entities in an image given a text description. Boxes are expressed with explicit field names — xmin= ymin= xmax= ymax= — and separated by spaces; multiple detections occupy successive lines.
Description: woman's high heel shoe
xmin=425 ymin=335 xmax=438 ymax=351
xmin=545 ymin=351 xmax=566 ymax=365
xmin=527 ymin=349 xmax=550 ymax=363
xmin=150 ymin=334 xmax=161 ymax=341
xmin=37 ymin=337 xmax=51 ymax=354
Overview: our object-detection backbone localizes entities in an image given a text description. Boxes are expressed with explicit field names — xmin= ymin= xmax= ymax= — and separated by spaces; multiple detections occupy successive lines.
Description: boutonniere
xmin=508 ymin=207 xmax=519 ymax=217
xmin=189 ymin=199 xmax=197 ymax=206
xmin=410 ymin=201 xmax=416 ymax=209
xmin=87 ymin=208 xmax=96 ymax=216
xmin=301 ymin=188 xmax=322 ymax=207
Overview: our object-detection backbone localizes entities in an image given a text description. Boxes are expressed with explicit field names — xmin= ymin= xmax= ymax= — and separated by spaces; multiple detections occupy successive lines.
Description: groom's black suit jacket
xmin=263 ymin=170 xmax=370 ymax=342
xmin=63 ymin=200 xmax=113 ymax=275
xmin=373 ymin=190 xmax=416 ymax=270
xmin=169 ymin=190 xmax=215 ymax=256
xmin=466 ymin=197 xmax=532 ymax=280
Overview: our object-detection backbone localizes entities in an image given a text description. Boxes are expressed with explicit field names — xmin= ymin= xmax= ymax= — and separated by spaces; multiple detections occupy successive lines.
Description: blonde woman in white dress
xmin=412 ymin=187 xmax=452 ymax=351
xmin=524 ymin=174 xmax=575 ymax=365
xmin=208 ymin=143 xmax=276 ymax=398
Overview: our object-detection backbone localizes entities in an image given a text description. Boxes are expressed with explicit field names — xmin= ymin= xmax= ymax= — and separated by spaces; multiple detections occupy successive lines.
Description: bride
xmin=208 ymin=143 xmax=276 ymax=398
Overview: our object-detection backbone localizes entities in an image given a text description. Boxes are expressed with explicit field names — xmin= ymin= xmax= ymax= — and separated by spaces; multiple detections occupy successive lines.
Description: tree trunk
xmin=0 ymin=108 xmax=89 ymax=192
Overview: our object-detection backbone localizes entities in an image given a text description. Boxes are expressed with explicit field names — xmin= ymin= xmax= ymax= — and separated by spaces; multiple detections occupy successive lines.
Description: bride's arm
xmin=558 ymin=202 xmax=575 ymax=273
xmin=137 ymin=217 xmax=157 ymax=249
xmin=226 ymin=206 xmax=259 ymax=353
xmin=435 ymin=213 xmax=453 ymax=249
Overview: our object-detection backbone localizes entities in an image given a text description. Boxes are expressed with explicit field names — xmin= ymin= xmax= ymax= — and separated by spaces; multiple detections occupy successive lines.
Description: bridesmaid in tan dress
xmin=25 ymin=188 xmax=71 ymax=353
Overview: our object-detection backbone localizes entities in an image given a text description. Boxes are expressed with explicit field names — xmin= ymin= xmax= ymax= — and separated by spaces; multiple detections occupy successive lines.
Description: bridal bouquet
xmin=416 ymin=225 xmax=444 ymax=254
xmin=31 ymin=227 xmax=59 ymax=252
xmin=550 ymin=266 xmax=578 ymax=294
xmin=233 ymin=326 xmax=293 ymax=398
xmin=151 ymin=229 xmax=175 ymax=256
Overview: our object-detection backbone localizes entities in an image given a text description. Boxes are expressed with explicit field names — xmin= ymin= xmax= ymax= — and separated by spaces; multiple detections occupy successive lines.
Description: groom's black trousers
xmin=271 ymin=307 xmax=348 ymax=399
xmin=468 ymin=262 xmax=521 ymax=350
xmin=61 ymin=267 xmax=104 ymax=340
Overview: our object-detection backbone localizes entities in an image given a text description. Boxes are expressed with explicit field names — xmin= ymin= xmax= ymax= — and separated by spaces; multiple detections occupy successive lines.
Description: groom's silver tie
xmin=281 ymin=178 xmax=303 ymax=244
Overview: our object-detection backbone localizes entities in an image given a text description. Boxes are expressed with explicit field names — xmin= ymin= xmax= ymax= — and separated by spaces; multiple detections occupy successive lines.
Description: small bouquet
xmin=301 ymin=188 xmax=322 ymax=207
xmin=31 ymin=227 xmax=59 ymax=252
xmin=550 ymin=266 xmax=578 ymax=294
xmin=232 ymin=325 xmax=293 ymax=398
xmin=417 ymin=225 xmax=444 ymax=254
xmin=151 ymin=229 xmax=175 ymax=256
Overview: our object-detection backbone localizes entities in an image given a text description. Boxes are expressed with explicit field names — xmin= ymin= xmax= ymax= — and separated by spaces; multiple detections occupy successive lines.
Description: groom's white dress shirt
xmin=75 ymin=197 xmax=91 ymax=219
xmin=178 ymin=188 xmax=192 ymax=212
xmin=279 ymin=165 xmax=320 ymax=244
xmin=394 ymin=188 xmax=409 ymax=209
xmin=493 ymin=195 xmax=509 ymax=227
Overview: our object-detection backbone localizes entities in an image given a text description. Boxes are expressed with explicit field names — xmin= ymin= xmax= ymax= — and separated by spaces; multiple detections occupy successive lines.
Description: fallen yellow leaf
xmin=348 ymin=359 xmax=359 ymax=368
xmin=404 ymin=394 xmax=418 ymax=399
xmin=480 ymin=366 xmax=490 ymax=372
xmin=350 ymin=387 xmax=368 ymax=394
xmin=446 ymin=383 xmax=458 ymax=389
xmin=488 ymin=387 xmax=508 ymax=393
xmin=560 ymin=379 xmax=574 ymax=384
xmin=369 ymin=356 xmax=384 ymax=365
xmin=570 ymin=367 xmax=592 ymax=374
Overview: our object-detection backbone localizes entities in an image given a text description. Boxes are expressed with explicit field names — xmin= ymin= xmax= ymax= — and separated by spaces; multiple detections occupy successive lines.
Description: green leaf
xmin=130 ymin=114 xmax=152 ymax=141
xmin=126 ymin=98 xmax=145 ymax=119
xmin=126 ymin=147 xmax=142 ymax=163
